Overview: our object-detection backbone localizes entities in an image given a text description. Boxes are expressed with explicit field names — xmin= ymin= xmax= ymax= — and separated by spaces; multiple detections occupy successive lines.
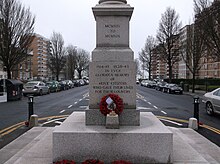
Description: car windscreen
xmin=25 ymin=82 xmax=38 ymax=86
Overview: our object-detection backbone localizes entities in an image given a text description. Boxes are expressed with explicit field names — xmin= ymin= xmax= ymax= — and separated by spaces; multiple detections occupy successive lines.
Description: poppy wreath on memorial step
xmin=100 ymin=93 xmax=124 ymax=116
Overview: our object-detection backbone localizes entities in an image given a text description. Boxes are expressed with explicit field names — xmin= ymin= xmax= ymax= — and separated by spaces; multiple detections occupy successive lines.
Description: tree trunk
xmin=168 ymin=63 xmax=172 ymax=83
xmin=192 ymin=72 xmax=195 ymax=93
xmin=7 ymin=68 xmax=11 ymax=79
xmin=56 ymin=74 xmax=59 ymax=81
xmin=78 ymin=70 xmax=82 ymax=79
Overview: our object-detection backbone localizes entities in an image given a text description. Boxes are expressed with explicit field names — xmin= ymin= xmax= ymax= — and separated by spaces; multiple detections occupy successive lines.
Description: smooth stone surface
xmin=29 ymin=115 xmax=39 ymax=128
xmin=92 ymin=48 xmax=134 ymax=62
xmin=106 ymin=114 xmax=119 ymax=129
xmin=188 ymin=118 xmax=198 ymax=130
xmin=53 ymin=112 xmax=173 ymax=163
xmin=86 ymin=109 xmax=140 ymax=126
xmin=89 ymin=61 xmax=136 ymax=109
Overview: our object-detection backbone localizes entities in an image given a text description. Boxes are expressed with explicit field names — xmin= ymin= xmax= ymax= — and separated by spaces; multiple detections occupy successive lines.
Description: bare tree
xmin=139 ymin=36 xmax=156 ymax=80
xmin=180 ymin=24 xmax=206 ymax=93
xmin=203 ymin=1 xmax=220 ymax=59
xmin=66 ymin=45 xmax=77 ymax=80
xmin=193 ymin=0 xmax=211 ymax=15
xmin=75 ymin=48 xmax=90 ymax=79
xmin=47 ymin=32 xmax=66 ymax=81
xmin=0 ymin=0 xmax=35 ymax=79
xmin=134 ymin=58 xmax=142 ymax=78
xmin=156 ymin=7 xmax=182 ymax=83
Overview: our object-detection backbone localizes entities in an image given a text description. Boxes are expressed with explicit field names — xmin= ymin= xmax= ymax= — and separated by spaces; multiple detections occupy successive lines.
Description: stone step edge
xmin=169 ymin=127 xmax=220 ymax=163
xmin=2 ymin=127 xmax=53 ymax=164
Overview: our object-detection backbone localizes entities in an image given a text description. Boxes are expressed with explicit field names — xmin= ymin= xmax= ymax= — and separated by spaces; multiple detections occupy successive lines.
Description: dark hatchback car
xmin=162 ymin=83 xmax=183 ymax=94
xmin=59 ymin=81 xmax=69 ymax=91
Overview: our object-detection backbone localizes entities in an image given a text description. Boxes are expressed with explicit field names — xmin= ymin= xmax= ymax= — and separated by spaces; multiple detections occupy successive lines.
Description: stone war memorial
xmin=53 ymin=0 xmax=173 ymax=163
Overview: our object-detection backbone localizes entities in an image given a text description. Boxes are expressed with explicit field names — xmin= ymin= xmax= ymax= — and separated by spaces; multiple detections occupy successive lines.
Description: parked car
xmin=65 ymin=80 xmax=74 ymax=88
xmin=140 ymin=80 xmax=150 ymax=87
xmin=72 ymin=80 xmax=80 ymax=87
xmin=162 ymin=83 xmax=183 ymax=94
xmin=155 ymin=81 xmax=167 ymax=91
xmin=59 ymin=81 xmax=69 ymax=91
xmin=46 ymin=81 xmax=60 ymax=92
xmin=79 ymin=79 xmax=85 ymax=86
xmin=23 ymin=81 xmax=50 ymax=96
xmin=146 ymin=80 xmax=157 ymax=88
xmin=202 ymin=88 xmax=220 ymax=115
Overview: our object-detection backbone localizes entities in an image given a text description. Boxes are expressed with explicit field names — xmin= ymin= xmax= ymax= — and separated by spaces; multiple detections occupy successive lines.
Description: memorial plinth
xmin=53 ymin=1 xmax=173 ymax=163
xmin=87 ymin=0 xmax=139 ymax=126
xmin=53 ymin=112 xmax=173 ymax=163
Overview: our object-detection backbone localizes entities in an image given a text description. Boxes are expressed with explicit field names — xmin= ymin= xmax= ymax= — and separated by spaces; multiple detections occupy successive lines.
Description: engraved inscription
xmin=104 ymin=24 xmax=121 ymax=38
xmin=92 ymin=64 xmax=133 ymax=95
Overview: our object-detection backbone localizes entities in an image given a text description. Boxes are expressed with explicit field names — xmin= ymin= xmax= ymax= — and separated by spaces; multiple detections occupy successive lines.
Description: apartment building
xmin=148 ymin=0 xmax=220 ymax=80
xmin=13 ymin=34 xmax=51 ymax=81
xmin=30 ymin=34 xmax=51 ymax=81
xmin=151 ymin=39 xmax=180 ymax=80
xmin=178 ymin=25 xmax=193 ymax=79
xmin=151 ymin=44 xmax=167 ymax=80
xmin=195 ymin=0 xmax=220 ymax=79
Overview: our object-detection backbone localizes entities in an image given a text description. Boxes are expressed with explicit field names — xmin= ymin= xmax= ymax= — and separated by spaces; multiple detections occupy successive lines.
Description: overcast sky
xmin=19 ymin=0 xmax=194 ymax=58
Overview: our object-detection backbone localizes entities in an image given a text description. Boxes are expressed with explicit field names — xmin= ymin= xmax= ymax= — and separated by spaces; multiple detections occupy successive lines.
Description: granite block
xmin=86 ymin=109 xmax=140 ymax=126
xmin=106 ymin=114 xmax=119 ymax=129
xmin=89 ymin=61 xmax=136 ymax=109
xmin=92 ymin=48 xmax=134 ymax=62
xmin=53 ymin=112 xmax=173 ymax=163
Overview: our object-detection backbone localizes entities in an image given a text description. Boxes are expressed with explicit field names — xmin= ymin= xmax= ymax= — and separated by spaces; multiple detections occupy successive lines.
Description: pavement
xmin=0 ymin=113 xmax=220 ymax=164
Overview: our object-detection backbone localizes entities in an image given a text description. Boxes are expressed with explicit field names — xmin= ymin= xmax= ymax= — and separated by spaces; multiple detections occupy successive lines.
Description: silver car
xmin=23 ymin=81 xmax=50 ymax=96
xmin=202 ymin=88 xmax=220 ymax=115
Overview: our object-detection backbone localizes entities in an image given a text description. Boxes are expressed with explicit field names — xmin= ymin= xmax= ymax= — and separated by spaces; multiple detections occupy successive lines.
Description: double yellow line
xmin=0 ymin=121 xmax=25 ymax=137
xmin=0 ymin=115 xmax=69 ymax=138
xmin=157 ymin=115 xmax=220 ymax=135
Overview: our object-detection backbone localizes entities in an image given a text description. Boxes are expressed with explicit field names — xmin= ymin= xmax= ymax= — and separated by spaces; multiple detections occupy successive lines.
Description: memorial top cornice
xmin=93 ymin=1 xmax=133 ymax=20
xmin=99 ymin=0 xmax=127 ymax=4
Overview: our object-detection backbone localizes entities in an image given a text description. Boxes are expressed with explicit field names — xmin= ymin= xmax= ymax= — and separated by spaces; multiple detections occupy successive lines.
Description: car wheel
xmin=39 ymin=90 xmax=43 ymax=96
xmin=168 ymin=89 xmax=171 ymax=94
xmin=206 ymin=102 xmax=214 ymax=115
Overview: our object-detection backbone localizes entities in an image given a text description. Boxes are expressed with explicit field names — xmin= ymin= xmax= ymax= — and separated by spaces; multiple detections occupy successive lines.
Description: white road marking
xmin=54 ymin=121 xmax=62 ymax=125
xmin=42 ymin=117 xmax=67 ymax=125
xmin=153 ymin=105 xmax=158 ymax=109
xmin=85 ymin=99 xmax=89 ymax=101
xmin=161 ymin=110 xmax=167 ymax=115
xmin=80 ymin=106 xmax=88 ymax=109
xmin=148 ymin=102 xmax=152 ymax=105
xmin=74 ymin=102 xmax=78 ymax=105
xmin=159 ymin=118 xmax=183 ymax=126
xmin=137 ymin=107 xmax=154 ymax=110
xmin=60 ymin=110 xmax=65 ymax=113
xmin=68 ymin=105 xmax=73 ymax=109
xmin=79 ymin=99 xmax=82 ymax=102
xmin=83 ymin=92 xmax=89 ymax=98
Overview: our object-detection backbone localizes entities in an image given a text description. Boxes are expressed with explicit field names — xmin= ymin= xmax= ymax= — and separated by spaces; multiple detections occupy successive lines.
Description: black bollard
xmin=193 ymin=96 xmax=200 ymax=127
xmin=28 ymin=96 xmax=34 ymax=121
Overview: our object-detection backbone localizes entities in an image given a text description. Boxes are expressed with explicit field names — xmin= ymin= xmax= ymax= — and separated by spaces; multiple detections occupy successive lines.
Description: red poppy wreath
xmin=100 ymin=93 xmax=124 ymax=116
